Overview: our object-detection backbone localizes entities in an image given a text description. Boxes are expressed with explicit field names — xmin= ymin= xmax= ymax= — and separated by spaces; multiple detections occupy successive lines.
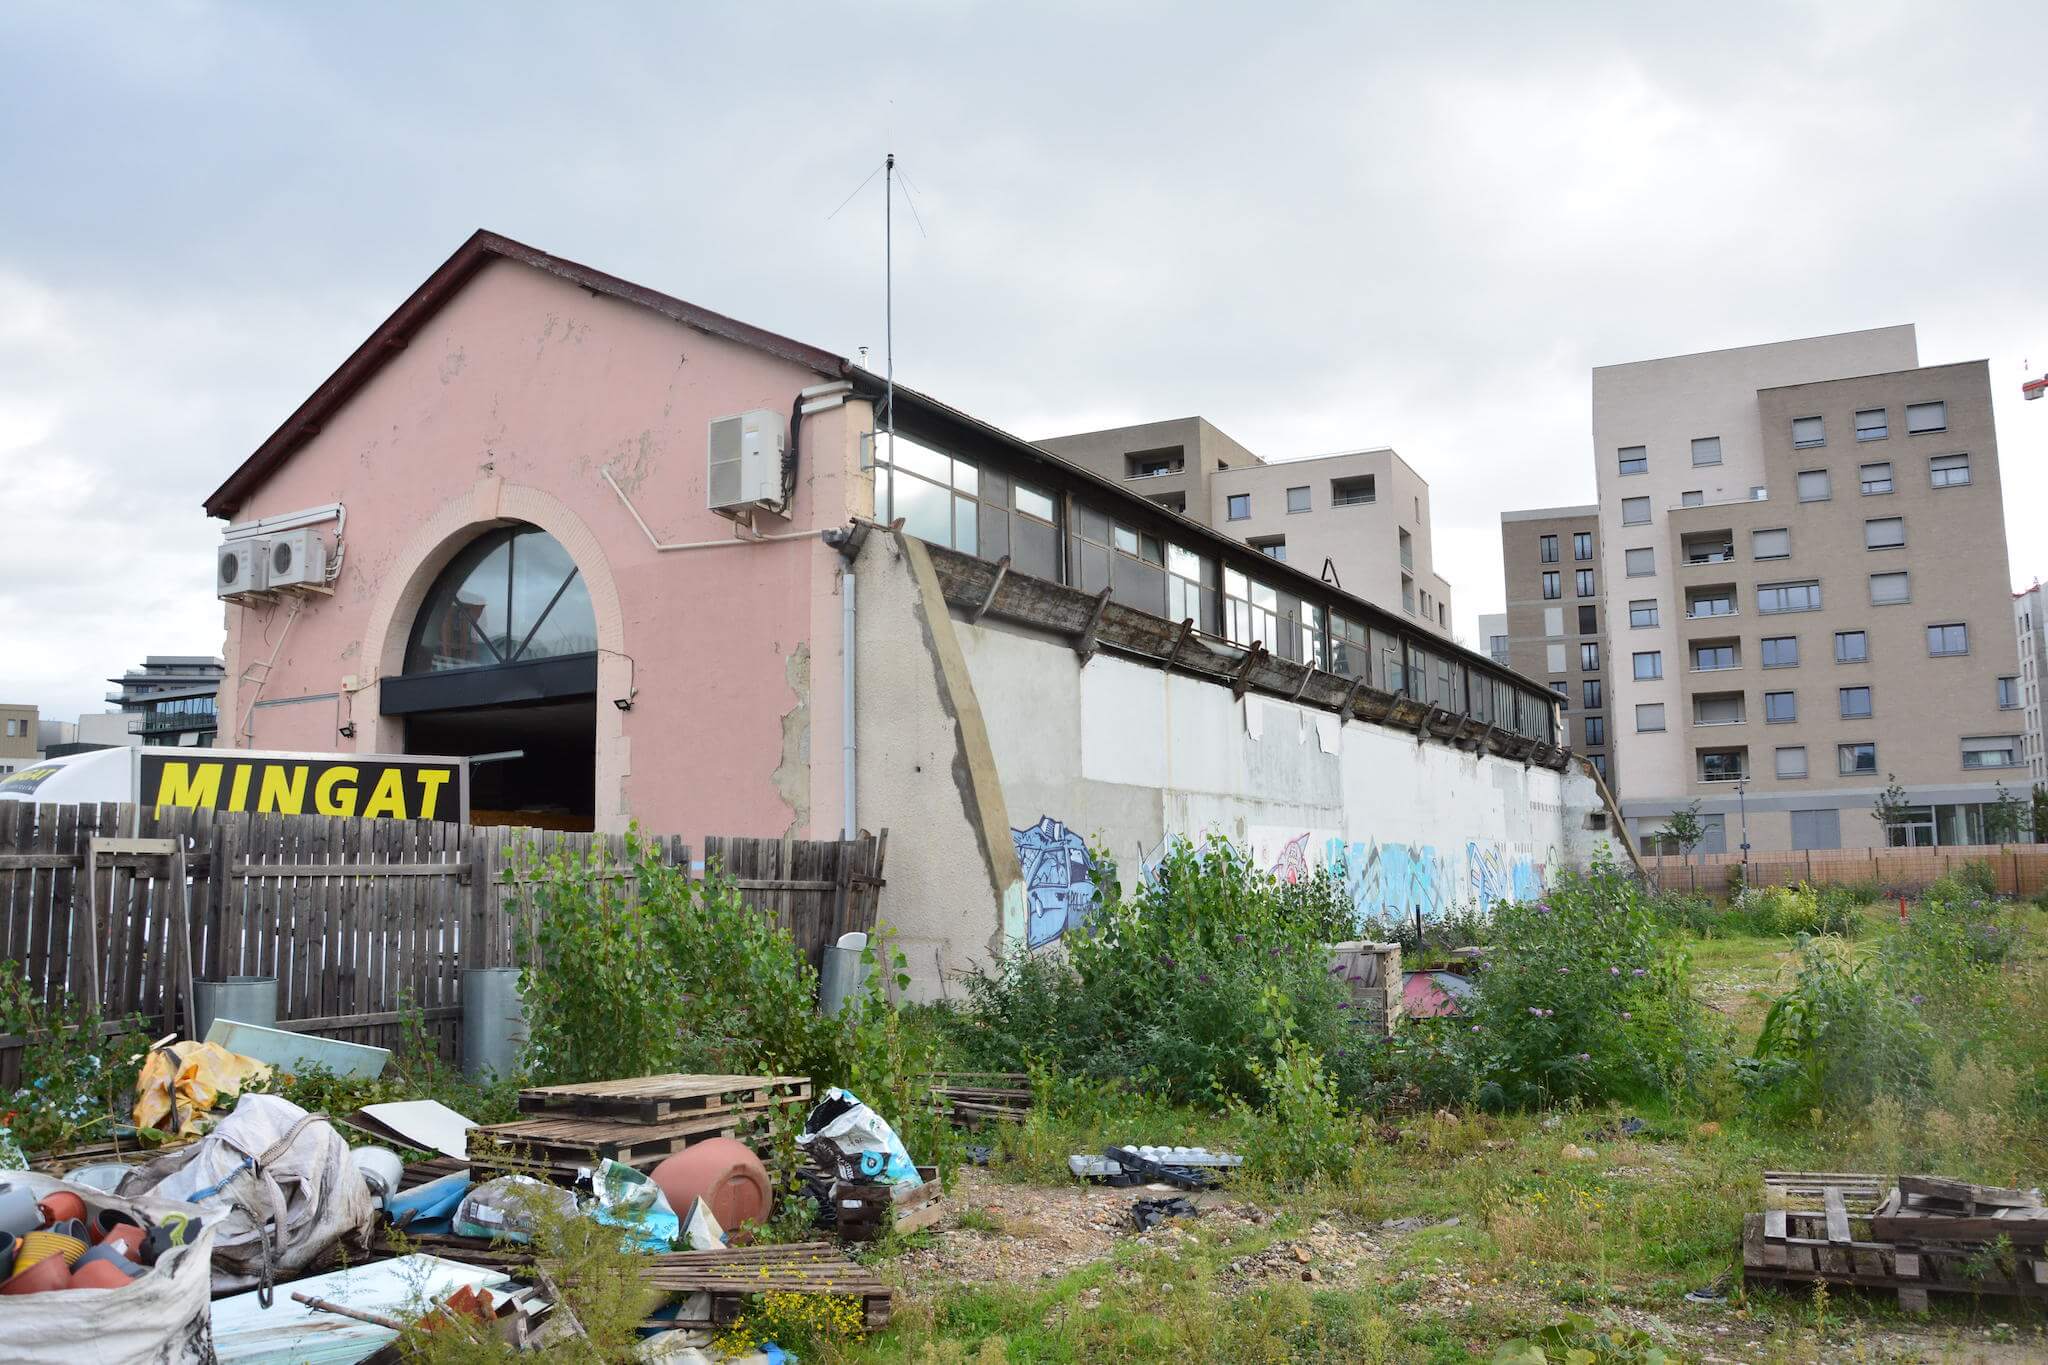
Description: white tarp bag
xmin=118 ymin=1092 xmax=374 ymax=1296
xmin=797 ymin=1086 xmax=919 ymax=1186
xmin=0 ymin=1172 xmax=216 ymax=1365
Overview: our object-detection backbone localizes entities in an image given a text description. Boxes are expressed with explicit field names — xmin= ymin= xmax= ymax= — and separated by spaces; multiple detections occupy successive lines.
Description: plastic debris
xmin=798 ymin=1087 xmax=919 ymax=1186
xmin=1130 ymin=1196 xmax=1201 ymax=1232
xmin=586 ymin=1158 xmax=680 ymax=1250
xmin=1104 ymin=1146 xmax=1216 ymax=1190
xmin=131 ymin=1039 xmax=272 ymax=1137
xmin=680 ymin=1196 xmax=726 ymax=1252
xmin=452 ymin=1174 xmax=577 ymax=1243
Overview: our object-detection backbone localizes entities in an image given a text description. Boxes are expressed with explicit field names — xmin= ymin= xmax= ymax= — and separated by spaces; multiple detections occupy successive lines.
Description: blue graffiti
xmin=1323 ymin=837 xmax=1449 ymax=925
xmin=1013 ymin=816 xmax=1097 ymax=948
xmin=1467 ymin=841 xmax=1545 ymax=914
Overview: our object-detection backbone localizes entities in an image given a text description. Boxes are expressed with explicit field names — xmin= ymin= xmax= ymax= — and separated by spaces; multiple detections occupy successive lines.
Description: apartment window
xmin=1860 ymin=462 xmax=1893 ymax=494
xmin=1700 ymin=748 xmax=1749 ymax=782
xmin=1839 ymin=685 xmax=1872 ymax=718
xmin=1776 ymin=746 xmax=1809 ymax=779
xmin=1250 ymin=536 xmax=1287 ymax=561
xmin=1590 ymin=753 xmax=1608 ymax=780
xmin=1930 ymin=453 xmax=1971 ymax=488
xmin=1399 ymin=527 xmax=1414 ymax=570
xmin=1625 ymin=547 xmax=1656 ymax=577
xmin=1618 ymin=446 xmax=1647 ymax=476
xmin=1551 ymin=681 xmax=1570 ymax=708
xmin=1330 ymin=475 xmax=1375 ymax=506
xmin=1584 ymin=715 xmax=1606 ymax=745
xmin=1583 ymin=678 xmax=1603 ymax=709
xmin=1693 ymin=642 xmax=1738 ymax=672
xmin=1226 ymin=493 xmax=1250 ymax=521
xmin=1687 ymin=587 xmax=1735 ymax=618
xmin=1574 ymin=532 xmax=1593 ymax=561
xmin=1869 ymin=571 xmax=1910 ymax=605
xmin=1797 ymin=469 xmax=1830 ymax=501
xmin=1764 ymin=691 xmax=1797 ymax=724
xmin=1578 ymin=605 xmax=1598 ymax=634
xmin=1752 ymin=528 xmax=1790 ymax=559
xmin=1839 ymin=742 xmax=1877 ymax=775
xmin=1544 ymin=606 xmax=1565 ymax=636
xmin=1541 ymin=571 xmax=1561 ymax=599
xmin=1963 ymin=735 xmax=2021 ymax=769
xmin=1581 ymin=642 xmax=1600 ymax=671
xmin=1681 ymin=490 xmax=1704 ymax=507
xmin=1757 ymin=580 xmax=1822 ymax=614
xmin=1621 ymin=496 xmax=1651 ymax=525
xmin=1906 ymin=401 xmax=1947 ymax=434
xmin=1855 ymin=408 xmax=1889 ymax=442
xmin=1150 ymin=491 xmax=1187 ymax=514
xmin=1865 ymin=517 xmax=1905 ymax=550
xmin=1927 ymin=622 xmax=1969 ymax=656
xmin=1999 ymin=676 xmax=2020 ymax=710
xmin=1792 ymin=416 xmax=1826 ymax=448
xmin=1835 ymin=630 xmax=1868 ymax=663
xmin=1280 ymin=485 xmax=1311 ymax=515
xmin=1547 ymin=643 xmax=1567 ymax=673
xmin=1629 ymin=599 xmax=1659 ymax=628
xmin=1762 ymin=636 xmax=1799 ymax=668
xmin=1636 ymin=702 xmax=1666 ymax=731
xmin=1692 ymin=436 xmax=1723 ymax=466
xmin=1634 ymin=651 xmax=1663 ymax=680
xmin=1539 ymin=534 xmax=1559 ymax=563
xmin=1576 ymin=568 xmax=1595 ymax=597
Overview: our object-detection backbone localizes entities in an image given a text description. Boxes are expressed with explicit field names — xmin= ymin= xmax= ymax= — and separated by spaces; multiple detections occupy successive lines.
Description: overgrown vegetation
xmin=0 ymin=974 xmax=144 ymax=1154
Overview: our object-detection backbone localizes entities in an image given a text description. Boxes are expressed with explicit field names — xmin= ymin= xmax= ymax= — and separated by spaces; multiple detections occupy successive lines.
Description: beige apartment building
xmin=1477 ymin=612 xmax=1509 ymax=666
xmin=1036 ymin=419 xmax=1457 ymax=637
xmin=1500 ymin=507 xmax=1612 ymax=788
xmin=0 ymin=704 xmax=39 ymax=777
xmin=1593 ymin=325 xmax=2021 ymax=852
xmin=2016 ymin=582 xmax=2047 ymax=783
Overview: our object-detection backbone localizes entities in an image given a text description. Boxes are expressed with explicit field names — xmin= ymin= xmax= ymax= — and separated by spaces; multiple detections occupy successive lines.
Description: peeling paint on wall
xmin=772 ymin=642 xmax=811 ymax=836
xmin=1013 ymin=815 xmax=1096 ymax=948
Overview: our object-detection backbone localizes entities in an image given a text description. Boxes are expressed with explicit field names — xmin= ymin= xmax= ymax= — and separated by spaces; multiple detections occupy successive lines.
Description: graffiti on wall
xmin=1324 ymin=837 xmax=1451 ymax=923
xmin=1268 ymin=832 xmax=1313 ymax=884
xmin=1244 ymin=824 xmax=1550 ymax=928
xmin=1013 ymin=815 xmax=1097 ymax=948
xmin=1466 ymin=840 xmax=1544 ymax=913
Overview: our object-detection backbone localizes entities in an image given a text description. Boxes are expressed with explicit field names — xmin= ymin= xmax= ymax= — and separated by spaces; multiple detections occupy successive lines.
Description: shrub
xmin=1719 ymin=883 xmax=1860 ymax=938
xmin=1401 ymin=852 xmax=1717 ymax=1110
xmin=1232 ymin=1000 xmax=1354 ymax=1185
xmin=1741 ymin=939 xmax=1932 ymax=1117
xmin=956 ymin=836 xmax=1364 ymax=1106
xmin=0 ymin=973 xmax=143 ymax=1155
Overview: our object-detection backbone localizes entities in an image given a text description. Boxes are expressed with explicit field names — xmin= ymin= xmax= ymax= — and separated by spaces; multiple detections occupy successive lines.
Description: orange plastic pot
xmin=1 ymin=1254 xmax=73 ymax=1295
xmin=650 ymin=1137 xmax=773 ymax=1229
xmin=35 ymin=1193 xmax=85 ymax=1228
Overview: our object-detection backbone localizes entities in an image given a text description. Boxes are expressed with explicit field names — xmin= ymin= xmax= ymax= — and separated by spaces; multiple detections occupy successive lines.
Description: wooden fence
xmin=1643 ymin=844 xmax=2048 ymax=899
xmin=0 ymin=803 xmax=886 ymax=1084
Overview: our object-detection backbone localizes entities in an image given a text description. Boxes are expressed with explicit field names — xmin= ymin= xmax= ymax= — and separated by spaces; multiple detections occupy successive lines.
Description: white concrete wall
xmin=856 ymin=532 xmax=1629 ymax=996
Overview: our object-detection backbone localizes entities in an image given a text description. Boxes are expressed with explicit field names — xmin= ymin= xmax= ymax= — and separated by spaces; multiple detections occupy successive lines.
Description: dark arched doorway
xmin=379 ymin=523 xmax=598 ymax=829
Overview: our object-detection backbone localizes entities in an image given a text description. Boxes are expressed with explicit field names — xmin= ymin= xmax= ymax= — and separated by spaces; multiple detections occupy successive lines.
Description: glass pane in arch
xmin=404 ymin=524 xmax=595 ymax=673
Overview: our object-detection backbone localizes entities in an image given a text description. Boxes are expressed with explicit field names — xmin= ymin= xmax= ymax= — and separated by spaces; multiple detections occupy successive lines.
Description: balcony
xmin=1124 ymin=466 xmax=1183 ymax=480
xmin=1698 ymin=748 xmax=1750 ymax=783
xmin=1681 ymin=531 xmax=1735 ymax=565
xmin=1685 ymin=584 xmax=1738 ymax=621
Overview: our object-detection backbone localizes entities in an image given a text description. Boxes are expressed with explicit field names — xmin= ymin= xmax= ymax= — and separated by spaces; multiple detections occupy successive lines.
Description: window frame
xmin=1756 ymin=579 xmax=1822 ymax=615
xmin=1752 ymin=527 xmax=1790 ymax=560
xmin=1905 ymin=401 xmax=1947 ymax=435
xmin=1541 ymin=570 xmax=1561 ymax=600
xmin=1635 ymin=702 xmax=1666 ymax=732
xmin=1621 ymin=496 xmax=1651 ymax=526
xmin=1224 ymin=493 xmax=1251 ymax=522
xmin=1797 ymin=468 xmax=1831 ymax=502
xmin=1573 ymin=531 xmax=1593 ymax=561
xmin=1834 ymin=630 xmax=1869 ymax=664
xmin=1691 ymin=435 xmax=1723 ymax=466
xmin=1855 ymin=408 xmax=1888 ymax=442
xmin=1838 ymin=742 xmax=1878 ymax=776
xmin=1284 ymin=485 xmax=1311 ymax=515
xmin=1864 ymin=516 xmax=1906 ymax=550
xmin=1775 ymin=745 xmax=1809 ymax=779
xmin=1839 ymin=685 xmax=1873 ymax=719
xmin=1624 ymin=547 xmax=1656 ymax=577
xmin=1869 ymin=571 xmax=1911 ymax=606
xmin=1617 ymin=446 xmax=1647 ymax=477
xmin=1628 ymin=599 xmax=1659 ymax=628
xmin=1761 ymin=635 xmax=1800 ymax=669
xmin=1929 ymin=453 xmax=1971 ymax=488
xmin=1633 ymin=651 xmax=1663 ymax=681
xmin=1927 ymin=622 xmax=1969 ymax=657
xmin=1575 ymin=568 xmax=1595 ymax=598
xmin=1792 ymin=415 xmax=1826 ymax=449
xmin=1859 ymin=462 xmax=1893 ymax=495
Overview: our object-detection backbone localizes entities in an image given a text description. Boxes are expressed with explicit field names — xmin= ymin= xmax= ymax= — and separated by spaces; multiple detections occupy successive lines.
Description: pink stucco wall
xmin=217 ymin=257 xmax=868 ymax=838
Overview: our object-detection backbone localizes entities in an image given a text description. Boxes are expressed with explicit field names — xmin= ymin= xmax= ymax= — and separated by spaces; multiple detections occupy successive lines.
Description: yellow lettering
xmin=227 ymin=764 xmax=254 ymax=813
xmin=415 ymin=768 xmax=451 ymax=821
xmin=362 ymin=768 xmax=408 ymax=820
xmin=314 ymin=765 xmax=359 ymax=816
xmin=153 ymin=761 xmax=222 ymax=815
xmin=256 ymin=765 xmax=308 ymax=815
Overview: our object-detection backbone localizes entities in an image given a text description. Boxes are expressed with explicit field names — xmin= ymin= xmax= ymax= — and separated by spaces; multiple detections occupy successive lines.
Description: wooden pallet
xmin=834 ymin=1166 xmax=943 ymax=1242
xmin=1871 ymin=1177 xmax=2048 ymax=1246
xmin=469 ymin=1108 xmax=767 ymax=1177
xmin=1745 ymin=1207 xmax=2048 ymax=1310
xmin=516 ymin=1073 xmax=810 ymax=1123
xmin=641 ymin=1241 xmax=892 ymax=1328
xmin=925 ymin=1071 xmax=1031 ymax=1126
xmin=1762 ymin=1170 xmax=1890 ymax=1213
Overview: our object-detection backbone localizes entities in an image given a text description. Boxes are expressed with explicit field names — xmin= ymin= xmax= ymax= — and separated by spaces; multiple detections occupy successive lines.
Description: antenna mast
xmin=885 ymin=151 xmax=895 ymax=452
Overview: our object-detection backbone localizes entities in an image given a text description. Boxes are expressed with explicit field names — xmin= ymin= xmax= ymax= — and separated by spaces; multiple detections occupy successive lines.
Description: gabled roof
xmin=203 ymin=230 xmax=852 ymax=518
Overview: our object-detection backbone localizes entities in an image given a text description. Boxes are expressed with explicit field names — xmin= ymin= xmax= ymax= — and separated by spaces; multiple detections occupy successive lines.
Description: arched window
xmin=404 ymin=525 xmax=596 ymax=675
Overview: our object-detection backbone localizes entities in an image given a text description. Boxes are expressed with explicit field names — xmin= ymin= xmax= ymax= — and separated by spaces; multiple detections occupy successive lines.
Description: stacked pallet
xmin=641 ymin=1241 xmax=892 ymax=1328
xmin=1746 ymin=1171 xmax=2048 ymax=1310
xmin=834 ymin=1164 xmax=944 ymax=1242
xmin=468 ymin=1074 xmax=810 ymax=1180
xmin=925 ymin=1071 xmax=1032 ymax=1126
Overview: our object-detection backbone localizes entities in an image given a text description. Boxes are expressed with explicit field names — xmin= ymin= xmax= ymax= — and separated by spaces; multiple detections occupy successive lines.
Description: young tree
xmin=1872 ymin=774 xmax=1912 ymax=848
xmin=1656 ymin=800 xmax=1707 ymax=863
xmin=1985 ymin=782 xmax=2033 ymax=845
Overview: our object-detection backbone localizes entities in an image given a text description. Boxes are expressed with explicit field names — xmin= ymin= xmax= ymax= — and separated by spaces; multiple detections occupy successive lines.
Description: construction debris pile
xmin=1745 ymin=1171 xmax=2048 ymax=1310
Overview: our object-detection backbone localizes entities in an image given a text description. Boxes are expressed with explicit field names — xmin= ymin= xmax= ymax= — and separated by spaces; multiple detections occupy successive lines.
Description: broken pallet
xmin=1744 ymin=1208 xmax=2048 ymax=1311
xmin=640 ymin=1241 xmax=892 ymax=1328
xmin=515 ymin=1073 xmax=810 ymax=1124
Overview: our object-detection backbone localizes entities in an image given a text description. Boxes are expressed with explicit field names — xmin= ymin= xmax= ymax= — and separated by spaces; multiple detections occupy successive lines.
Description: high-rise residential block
xmin=1035 ymin=419 xmax=1456 ymax=637
xmin=2016 ymin=582 xmax=2047 ymax=783
xmin=1500 ymin=507 xmax=1612 ymax=789
xmin=1590 ymin=326 xmax=2019 ymax=852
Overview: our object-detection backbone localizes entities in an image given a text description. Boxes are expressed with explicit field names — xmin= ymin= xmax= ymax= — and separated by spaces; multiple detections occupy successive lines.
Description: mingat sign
xmin=140 ymin=752 xmax=463 ymax=821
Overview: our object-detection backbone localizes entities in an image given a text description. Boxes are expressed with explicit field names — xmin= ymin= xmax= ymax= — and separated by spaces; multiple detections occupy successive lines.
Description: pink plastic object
xmin=650 ymin=1138 xmax=773 ymax=1229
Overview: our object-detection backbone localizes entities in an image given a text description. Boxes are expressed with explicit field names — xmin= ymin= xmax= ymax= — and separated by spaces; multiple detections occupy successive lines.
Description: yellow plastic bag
xmin=133 ymin=1041 xmax=273 ymax=1137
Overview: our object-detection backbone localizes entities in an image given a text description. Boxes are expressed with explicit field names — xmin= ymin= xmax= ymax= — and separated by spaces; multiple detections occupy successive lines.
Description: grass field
xmin=813 ymin=906 xmax=2048 ymax=1364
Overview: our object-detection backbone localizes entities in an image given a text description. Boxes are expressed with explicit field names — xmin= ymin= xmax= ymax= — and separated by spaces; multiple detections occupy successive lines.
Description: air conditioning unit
xmin=216 ymin=539 xmax=270 ymax=599
xmin=707 ymin=410 xmax=787 ymax=515
xmin=266 ymin=528 xmax=329 ymax=589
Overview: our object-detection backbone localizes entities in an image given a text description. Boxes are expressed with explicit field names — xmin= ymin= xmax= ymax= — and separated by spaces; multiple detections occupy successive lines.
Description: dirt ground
xmin=887 ymin=1167 xmax=2047 ymax=1364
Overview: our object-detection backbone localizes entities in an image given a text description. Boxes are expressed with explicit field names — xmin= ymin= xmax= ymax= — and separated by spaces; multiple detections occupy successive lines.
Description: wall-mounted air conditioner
xmin=707 ymin=410 xmax=787 ymax=515
xmin=266 ymin=528 xmax=329 ymax=589
xmin=216 ymin=539 xmax=270 ymax=599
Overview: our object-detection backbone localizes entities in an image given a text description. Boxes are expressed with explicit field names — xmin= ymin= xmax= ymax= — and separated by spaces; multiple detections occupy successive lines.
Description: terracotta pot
xmin=98 ymin=1223 xmax=147 ymax=1262
xmin=651 ymin=1138 xmax=773 ymax=1229
xmin=36 ymin=1192 xmax=85 ymax=1228
xmin=70 ymin=1243 xmax=144 ymax=1289
xmin=89 ymin=1208 xmax=142 ymax=1245
xmin=0 ymin=1183 xmax=40 ymax=1239
xmin=12 ymin=1229 xmax=84 ymax=1274
xmin=0 ymin=1254 xmax=71 ymax=1295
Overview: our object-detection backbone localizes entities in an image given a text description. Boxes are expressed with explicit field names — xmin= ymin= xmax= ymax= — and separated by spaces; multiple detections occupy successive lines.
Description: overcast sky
xmin=4 ymin=1 xmax=2045 ymax=721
